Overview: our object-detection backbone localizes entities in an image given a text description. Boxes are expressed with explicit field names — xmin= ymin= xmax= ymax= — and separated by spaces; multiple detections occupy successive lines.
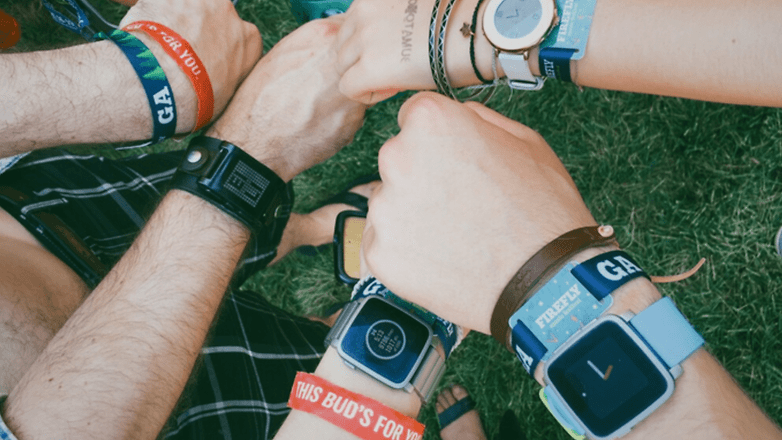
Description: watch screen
xmin=494 ymin=0 xmax=543 ymax=39
xmin=341 ymin=297 xmax=431 ymax=386
xmin=547 ymin=321 xmax=670 ymax=437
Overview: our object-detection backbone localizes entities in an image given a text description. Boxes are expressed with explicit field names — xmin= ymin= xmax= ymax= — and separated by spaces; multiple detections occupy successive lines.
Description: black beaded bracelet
xmin=468 ymin=0 xmax=493 ymax=85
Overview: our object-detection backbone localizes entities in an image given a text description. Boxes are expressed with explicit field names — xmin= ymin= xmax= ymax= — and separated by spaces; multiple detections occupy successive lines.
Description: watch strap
xmin=170 ymin=136 xmax=291 ymax=239
xmin=630 ymin=297 xmax=704 ymax=369
xmin=498 ymin=52 xmax=545 ymax=91
xmin=491 ymin=225 xmax=617 ymax=348
xmin=540 ymin=387 xmax=586 ymax=440
xmin=408 ymin=337 xmax=447 ymax=403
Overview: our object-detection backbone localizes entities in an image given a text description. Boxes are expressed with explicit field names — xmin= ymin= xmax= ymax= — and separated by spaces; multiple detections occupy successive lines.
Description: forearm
xmin=444 ymin=0 xmax=782 ymax=105
xmin=1 ymin=190 xmax=249 ymax=440
xmin=0 ymin=37 xmax=196 ymax=156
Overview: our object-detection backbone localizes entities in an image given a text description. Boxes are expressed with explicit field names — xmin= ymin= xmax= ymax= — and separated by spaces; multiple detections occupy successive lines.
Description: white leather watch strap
xmin=498 ymin=52 xmax=545 ymax=91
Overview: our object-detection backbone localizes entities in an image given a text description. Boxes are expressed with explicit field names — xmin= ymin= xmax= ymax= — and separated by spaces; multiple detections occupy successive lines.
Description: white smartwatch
xmin=482 ymin=0 xmax=558 ymax=90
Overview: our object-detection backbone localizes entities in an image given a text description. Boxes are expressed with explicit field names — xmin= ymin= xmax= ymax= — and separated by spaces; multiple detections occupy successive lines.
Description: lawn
xmin=2 ymin=0 xmax=781 ymax=438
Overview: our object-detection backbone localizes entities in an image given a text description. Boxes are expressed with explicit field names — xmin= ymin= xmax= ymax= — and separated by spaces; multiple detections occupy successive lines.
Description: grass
xmin=2 ymin=0 xmax=781 ymax=438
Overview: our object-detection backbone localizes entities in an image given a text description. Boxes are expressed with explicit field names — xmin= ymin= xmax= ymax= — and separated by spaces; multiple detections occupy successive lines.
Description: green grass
xmin=2 ymin=1 xmax=781 ymax=438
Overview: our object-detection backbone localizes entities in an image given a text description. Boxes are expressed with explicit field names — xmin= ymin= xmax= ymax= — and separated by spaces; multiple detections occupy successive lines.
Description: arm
xmin=0 ymin=18 xmax=365 ymax=440
xmin=336 ymin=0 xmax=782 ymax=106
xmin=0 ymin=0 xmax=261 ymax=156
xmin=276 ymin=92 xmax=782 ymax=439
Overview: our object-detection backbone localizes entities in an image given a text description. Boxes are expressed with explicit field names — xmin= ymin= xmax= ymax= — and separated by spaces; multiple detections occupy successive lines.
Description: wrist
xmin=314 ymin=348 xmax=423 ymax=418
xmin=529 ymin=246 xmax=662 ymax=384
xmin=129 ymin=31 xmax=198 ymax=133
xmin=204 ymin=125 xmax=298 ymax=182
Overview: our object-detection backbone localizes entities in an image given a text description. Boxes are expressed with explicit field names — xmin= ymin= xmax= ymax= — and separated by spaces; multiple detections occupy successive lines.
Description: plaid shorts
xmin=0 ymin=149 xmax=328 ymax=439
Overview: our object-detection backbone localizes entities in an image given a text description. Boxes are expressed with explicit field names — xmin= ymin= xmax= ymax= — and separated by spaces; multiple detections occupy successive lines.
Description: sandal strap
xmin=437 ymin=396 xmax=476 ymax=429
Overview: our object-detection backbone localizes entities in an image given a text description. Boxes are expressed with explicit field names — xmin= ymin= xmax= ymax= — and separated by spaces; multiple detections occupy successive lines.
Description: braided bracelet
xmin=433 ymin=0 xmax=459 ymax=98
xmin=428 ymin=0 xmax=446 ymax=95
xmin=96 ymin=29 xmax=177 ymax=144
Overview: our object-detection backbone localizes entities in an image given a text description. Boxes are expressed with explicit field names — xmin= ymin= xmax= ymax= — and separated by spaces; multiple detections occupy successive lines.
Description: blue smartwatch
xmin=541 ymin=296 xmax=704 ymax=439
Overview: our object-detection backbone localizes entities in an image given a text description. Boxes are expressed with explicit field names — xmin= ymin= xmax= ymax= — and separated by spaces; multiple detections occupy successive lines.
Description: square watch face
xmin=546 ymin=318 xmax=674 ymax=438
xmin=338 ymin=297 xmax=432 ymax=387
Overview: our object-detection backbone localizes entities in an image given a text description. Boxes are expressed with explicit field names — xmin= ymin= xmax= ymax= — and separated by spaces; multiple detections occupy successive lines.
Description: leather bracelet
xmin=490 ymin=225 xmax=617 ymax=348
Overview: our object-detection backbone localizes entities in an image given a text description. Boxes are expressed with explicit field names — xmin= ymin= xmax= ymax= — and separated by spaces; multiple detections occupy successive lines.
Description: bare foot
xmin=271 ymin=179 xmax=381 ymax=264
xmin=437 ymin=385 xmax=488 ymax=440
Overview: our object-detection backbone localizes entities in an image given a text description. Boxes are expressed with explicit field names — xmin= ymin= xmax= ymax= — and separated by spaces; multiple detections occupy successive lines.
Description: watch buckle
xmin=507 ymin=76 xmax=546 ymax=91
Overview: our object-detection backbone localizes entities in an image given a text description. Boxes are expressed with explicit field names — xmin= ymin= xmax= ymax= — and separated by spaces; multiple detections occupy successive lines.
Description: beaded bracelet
xmin=96 ymin=29 xmax=177 ymax=144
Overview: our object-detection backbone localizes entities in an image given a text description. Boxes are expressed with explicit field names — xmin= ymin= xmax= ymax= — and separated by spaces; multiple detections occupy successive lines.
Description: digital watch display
xmin=542 ymin=298 xmax=704 ymax=440
xmin=546 ymin=317 xmax=673 ymax=438
xmin=331 ymin=296 xmax=433 ymax=388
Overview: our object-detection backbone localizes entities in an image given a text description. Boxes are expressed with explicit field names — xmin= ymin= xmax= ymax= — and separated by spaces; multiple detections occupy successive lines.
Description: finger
xmin=336 ymin=33 xmax=362 ymax=76
xmin=338 ymin=64 xmax=398 ymax=104
xmin=241 ymin=22 xmax=263 ymax=74
xmin=336 ymin=9 xmax=358 ymax=47
xmin=463 ymin=100 xmax=541 ymax=142
xmin=396 ymin=91 xmax=455 ymax=130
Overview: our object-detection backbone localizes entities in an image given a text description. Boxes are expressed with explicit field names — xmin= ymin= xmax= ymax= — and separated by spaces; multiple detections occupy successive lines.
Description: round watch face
xmin=495 ymin=0 xmax=542 ymax=39
xmin=366 ymin=319 xmax=407 ymax=360
xmin=483 ymin=0 xmax=555 ymax=51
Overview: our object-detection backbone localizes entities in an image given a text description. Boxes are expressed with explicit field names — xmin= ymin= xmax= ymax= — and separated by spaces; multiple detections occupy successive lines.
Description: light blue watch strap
xmin=540 ymin=387 xmax=586 ymax=439
xmin=630 ymin=297 xmax=704 ymax=368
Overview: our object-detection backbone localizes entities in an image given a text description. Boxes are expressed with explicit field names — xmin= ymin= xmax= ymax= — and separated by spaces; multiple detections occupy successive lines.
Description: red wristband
xmin=123 ymin=21 xmax=214 ymax=131
xmin=289 ymin=372 xmax=425 ymax=440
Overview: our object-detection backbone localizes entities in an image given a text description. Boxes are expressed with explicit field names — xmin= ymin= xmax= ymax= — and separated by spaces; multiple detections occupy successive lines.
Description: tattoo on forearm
xmin=401 ymin=0 xmax=417 ymax=62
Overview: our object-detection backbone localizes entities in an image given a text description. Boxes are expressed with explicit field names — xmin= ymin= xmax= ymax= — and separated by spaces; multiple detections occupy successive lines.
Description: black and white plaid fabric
xmin=0 ymin=149 xmax=327 ymax=439
xmin=0 ymin=149 xmax=282 ymax=289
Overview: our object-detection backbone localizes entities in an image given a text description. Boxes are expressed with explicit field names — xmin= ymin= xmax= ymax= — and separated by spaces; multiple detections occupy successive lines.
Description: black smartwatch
xmin=170 ymin=136 xmax=292 ymax=246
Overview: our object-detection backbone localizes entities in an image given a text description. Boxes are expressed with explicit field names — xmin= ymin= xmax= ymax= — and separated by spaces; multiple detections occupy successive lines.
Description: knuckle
xmin=302 ymin=19 xmax=340 ymax=40
xmin=403 ymin=92 xmax=449 ymax=123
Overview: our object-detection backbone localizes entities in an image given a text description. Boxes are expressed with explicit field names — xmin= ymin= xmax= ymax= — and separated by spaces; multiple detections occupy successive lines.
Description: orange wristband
xmin=289 ymin=372 xmax=425 ymax=440
xmin=123 ymin=21 xmax=214 ymax=131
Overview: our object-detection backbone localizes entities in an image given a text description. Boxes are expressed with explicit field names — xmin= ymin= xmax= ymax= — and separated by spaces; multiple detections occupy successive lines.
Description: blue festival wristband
xmin=96 ymin=30 xmax=177 ymax=144
xmin=537 ymin=0 xmax=598 ymax=83
xmin=508 ymin=250 xmax=649 ymax=376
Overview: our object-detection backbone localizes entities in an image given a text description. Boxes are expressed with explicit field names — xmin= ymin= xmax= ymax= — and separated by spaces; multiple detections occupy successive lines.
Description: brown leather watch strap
xmin=490 ymin=225 xmax=618 ymax=348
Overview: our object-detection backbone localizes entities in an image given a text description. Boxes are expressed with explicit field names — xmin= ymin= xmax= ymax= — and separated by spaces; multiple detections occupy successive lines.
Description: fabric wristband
xmin=536 ymin=0 xmax=598 ymax=83
xmin=123 ymin=21 xmax=214 ymax=132
xmin=289 ymin=372 xmax=426 ymax=440
xmin=96 ymin=29 xmax=177 ymax=143
xmin=508 ymin=250 xmax=649 ymax=375
xmin=490 ymin=225 xmax=617 ymax=349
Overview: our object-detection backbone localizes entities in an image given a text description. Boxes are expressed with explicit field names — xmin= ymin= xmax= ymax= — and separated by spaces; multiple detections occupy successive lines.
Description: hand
xmin=336 ymin=0 xmax=494 ymax=103
xmin=119 ymin=0 xmax=262 ymax=130
xmin=362 ymin=92 xmax=596 ymax=333
xmin=206 ymin=17 xmax=368 ymax=181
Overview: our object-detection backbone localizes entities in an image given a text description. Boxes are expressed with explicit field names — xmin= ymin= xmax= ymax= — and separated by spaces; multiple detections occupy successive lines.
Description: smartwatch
xmin=541 ymin=297 xmax=704 ymax=440
xmin=170 ymin=136 xmax=292 ymax=245
xmin=482 ymin=0 xmax=558 ymax=90
xmin=325 ymin=295 xmax=447 ymax=403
